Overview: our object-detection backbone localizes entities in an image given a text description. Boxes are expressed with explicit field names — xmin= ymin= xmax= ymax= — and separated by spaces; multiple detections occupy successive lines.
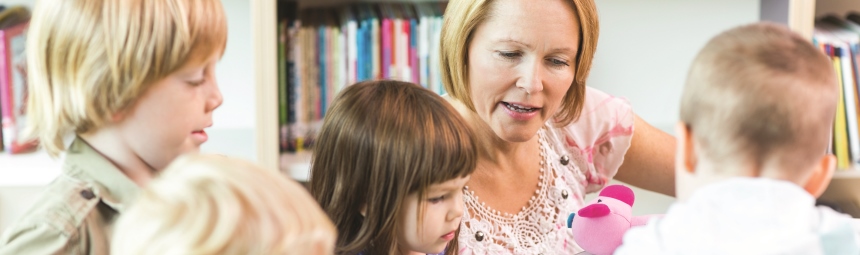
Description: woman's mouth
xmin=500 ymin=102 xmax=541 ymax=121
xmin=502 ymin=102 xmax=539 ymax=113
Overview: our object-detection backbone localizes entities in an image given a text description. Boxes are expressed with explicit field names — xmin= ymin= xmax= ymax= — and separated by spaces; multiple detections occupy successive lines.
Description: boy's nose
xmin=207 ymin=82 xmax=223 ymax=112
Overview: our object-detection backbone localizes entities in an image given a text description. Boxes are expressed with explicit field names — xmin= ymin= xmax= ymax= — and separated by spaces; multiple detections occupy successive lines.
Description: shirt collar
xmin=63 ymin=136 xmax=140 ymax=213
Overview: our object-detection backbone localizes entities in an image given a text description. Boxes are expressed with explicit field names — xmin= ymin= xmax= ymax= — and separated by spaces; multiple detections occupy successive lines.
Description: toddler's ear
xmin=804 ymin=154 xmax=835 ymax=198
xmin=675 ymin=122 xmax=697 ymax=174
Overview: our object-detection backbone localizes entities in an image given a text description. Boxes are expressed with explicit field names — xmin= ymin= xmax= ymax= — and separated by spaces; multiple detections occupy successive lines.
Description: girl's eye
xmin=547 ymin=58 xmax=570 ymax=67
xmin=428 ymin=195 xmax=446 ymax=204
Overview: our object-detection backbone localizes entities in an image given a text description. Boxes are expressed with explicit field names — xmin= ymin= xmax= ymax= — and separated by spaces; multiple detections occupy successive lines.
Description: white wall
xmin=201 ymin=0 xmax=258 ymax=162
xmin=589 ymin=0 xmax=760 ymax=133
xmin=587 ymin=0 xmax=761 ymax=215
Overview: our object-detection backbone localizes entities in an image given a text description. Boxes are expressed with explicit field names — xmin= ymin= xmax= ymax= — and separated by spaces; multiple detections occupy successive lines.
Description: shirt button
xmin=80 ymin=189 xmax=95 ymax=200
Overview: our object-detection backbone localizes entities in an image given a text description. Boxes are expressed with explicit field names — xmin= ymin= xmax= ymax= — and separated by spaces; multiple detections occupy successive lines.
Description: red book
xmin=0 ymin=21 xmax=37 ymax=154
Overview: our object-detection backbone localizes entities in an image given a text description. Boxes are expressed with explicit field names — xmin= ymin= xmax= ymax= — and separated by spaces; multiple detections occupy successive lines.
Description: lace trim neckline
xmin=463 ymin=128 xmax=549 ymax=219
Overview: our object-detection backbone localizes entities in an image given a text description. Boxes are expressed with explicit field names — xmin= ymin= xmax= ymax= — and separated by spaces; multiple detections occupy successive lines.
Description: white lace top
xmin=458 ymin=87 xmax=635 ymax=255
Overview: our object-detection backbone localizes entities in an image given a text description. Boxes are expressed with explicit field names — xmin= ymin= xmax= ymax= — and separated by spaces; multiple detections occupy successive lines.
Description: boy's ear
xmin=111 ymin=110 xmax=127 ymax=123
xmin=675 ymin=122 xmax=697 ymax=174
xmin=804 ymin=154 xmax=835 ymax=198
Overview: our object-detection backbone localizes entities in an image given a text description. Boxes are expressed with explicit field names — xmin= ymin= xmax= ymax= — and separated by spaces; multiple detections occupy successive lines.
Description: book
xmin=380 ymin=4 xmax=393 ymax=80
xmin=406 ymin=4 xmax=420 ymax=84
xmin=278 ymin=20 xmax=288 ymax=152
xmin=832 ymin=45 xmax=851 ymax=169
xmin=819 ymin=21 xmax=860 ymax=165
xmin=416 ymin=3 xmax=431 ymax=88
xmin=0 ymin=21 xmax=35 ymax=154
xmin=340 ymin=6 xmax=357 ymax=87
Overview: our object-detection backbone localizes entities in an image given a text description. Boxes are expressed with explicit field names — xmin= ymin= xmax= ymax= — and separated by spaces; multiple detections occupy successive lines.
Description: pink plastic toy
xmin=566 ymin=184 xmax=660 ymax=255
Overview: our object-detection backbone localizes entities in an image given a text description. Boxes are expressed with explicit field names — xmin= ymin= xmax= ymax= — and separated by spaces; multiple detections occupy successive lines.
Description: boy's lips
xmin=191 ymin=130 xmax=208 ymax=144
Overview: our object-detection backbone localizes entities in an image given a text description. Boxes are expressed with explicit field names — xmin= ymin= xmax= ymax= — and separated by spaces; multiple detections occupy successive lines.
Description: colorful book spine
xmin=833 ymin=46 xmax=851 ymax=169
xmin=381 ymin=4 xmax=392 ymax=79
xmin=278 ymin=21 xmax=288 ymax=152
xmin=0 ymin=22 xmax=34 ymax=154
xmin=0 ymin=26 xmax=9 ymax=152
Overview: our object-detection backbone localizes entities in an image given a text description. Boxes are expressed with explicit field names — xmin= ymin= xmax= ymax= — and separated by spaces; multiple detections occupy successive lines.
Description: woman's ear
xmin=360 ymin=204 xmax=367 ymax=217
xmin=803 ymin=154 xmax=836 ymax=198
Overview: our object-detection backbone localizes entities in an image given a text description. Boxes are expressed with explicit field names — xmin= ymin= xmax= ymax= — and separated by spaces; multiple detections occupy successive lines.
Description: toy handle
xmin=567 ymin=213 xmax=575 ymax=228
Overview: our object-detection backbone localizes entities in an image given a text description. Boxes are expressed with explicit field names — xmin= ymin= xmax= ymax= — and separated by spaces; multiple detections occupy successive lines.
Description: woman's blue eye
xmin=498 ymin=51 xmax=522 ymax=60
xmin=548 ymin=58 xmax=570 ymax=67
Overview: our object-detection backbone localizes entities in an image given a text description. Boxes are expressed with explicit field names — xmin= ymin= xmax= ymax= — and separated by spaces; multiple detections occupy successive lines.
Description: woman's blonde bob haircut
xmin=440 ymin=0 xmax=599 ymax=125
xmin=112 ymin=154 xmax=336 ymax=255
xmin=25 ymin=0 xmax=227 ymax=156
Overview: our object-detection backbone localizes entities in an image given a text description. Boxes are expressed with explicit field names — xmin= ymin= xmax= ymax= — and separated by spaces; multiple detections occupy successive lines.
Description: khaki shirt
xmin=0 ymin=137 xmax=139 ymax=255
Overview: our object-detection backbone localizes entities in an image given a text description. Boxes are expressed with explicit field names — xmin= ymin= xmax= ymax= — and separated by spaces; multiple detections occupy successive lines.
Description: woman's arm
xmin=614 ymin=114 xmax=677 ymax=197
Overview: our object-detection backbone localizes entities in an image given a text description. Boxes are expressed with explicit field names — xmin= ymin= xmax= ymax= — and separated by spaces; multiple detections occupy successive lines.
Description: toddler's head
xmin=112 ymin=154 xmax=336 ymax=255
xmin=311 ymin=80 xmax=477 ymax=255
xmin=676 ymin=22 xmax=838 ymax=200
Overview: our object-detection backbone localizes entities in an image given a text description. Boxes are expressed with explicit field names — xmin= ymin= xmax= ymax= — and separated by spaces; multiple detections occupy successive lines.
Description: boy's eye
xmin=428 ymin=195 xmax=446 ymax=204
xmin=187 ymin=79 xmax=206 ymax=86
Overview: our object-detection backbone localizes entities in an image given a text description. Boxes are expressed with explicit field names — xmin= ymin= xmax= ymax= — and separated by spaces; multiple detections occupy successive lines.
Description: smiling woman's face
xmin=467 ymin=0 xmax=581 ymax=142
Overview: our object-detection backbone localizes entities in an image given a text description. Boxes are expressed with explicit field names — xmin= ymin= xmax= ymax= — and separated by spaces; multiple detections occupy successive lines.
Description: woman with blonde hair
xmin=112 ymin=154 xmax=336 ymax=255
xmin=439 ymin=0 xmax=676 ymax=253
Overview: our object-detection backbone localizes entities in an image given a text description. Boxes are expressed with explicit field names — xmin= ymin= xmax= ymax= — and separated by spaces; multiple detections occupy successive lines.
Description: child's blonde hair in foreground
xmin=681 ymin=22 xmax=838 ymax=178
xmin=112 ymin=154 xmax=335 ymax=255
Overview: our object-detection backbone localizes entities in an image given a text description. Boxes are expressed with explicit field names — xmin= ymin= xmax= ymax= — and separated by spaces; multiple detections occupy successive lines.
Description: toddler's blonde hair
xmin=112 ymin=154 xmax=336 ymax=255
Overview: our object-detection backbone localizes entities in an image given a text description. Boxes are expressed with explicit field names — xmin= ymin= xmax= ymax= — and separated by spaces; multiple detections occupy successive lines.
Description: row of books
xmin=0 ymin=6 xmax=36 ymax=154
xmin=278 ymin=2 xmax=448 ymax=152
xmin=814 ymin=14 xmax=860 ymax=170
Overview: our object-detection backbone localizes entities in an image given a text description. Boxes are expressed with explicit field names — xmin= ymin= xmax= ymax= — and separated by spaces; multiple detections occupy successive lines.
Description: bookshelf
xmin=253 ymin=0 xmax=860 ymax=182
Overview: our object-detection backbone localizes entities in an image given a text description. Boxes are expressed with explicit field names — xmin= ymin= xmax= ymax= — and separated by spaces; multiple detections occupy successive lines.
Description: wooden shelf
xmin=834 ymin=168 xmax=860 ymax=179
xmin=280 ymin=152 xmax=312 ymax=182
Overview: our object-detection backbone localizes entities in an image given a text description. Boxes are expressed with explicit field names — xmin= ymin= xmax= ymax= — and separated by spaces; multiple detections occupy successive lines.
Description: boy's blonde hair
xmin=25 ymin=0 xmax=227 ymax=156
xmin=112 ymin=154 xmax=336 ymax=255
xmin=440 ymin=0 xmax=599 ymax=126
xmin=681 ymin=22 xmax=838 ymax=175
xmin=310 ymin=80 xmax=477 ymax=255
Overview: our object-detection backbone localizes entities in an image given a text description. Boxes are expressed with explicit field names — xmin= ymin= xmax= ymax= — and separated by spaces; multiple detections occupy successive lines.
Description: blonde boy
xmin=0 ymin=0 xmax=226 ymax=254
xmin=111 ymin=154 xmax=336 ymax=255
xmin=616 ymin=22 xmax=860 ymax=254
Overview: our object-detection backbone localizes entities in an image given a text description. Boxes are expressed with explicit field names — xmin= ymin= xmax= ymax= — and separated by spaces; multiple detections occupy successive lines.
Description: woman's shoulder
xmin=548 ymin=86 xmax=633 ymax=139
xmin=545 ymin=86 xmax=635 ymax=193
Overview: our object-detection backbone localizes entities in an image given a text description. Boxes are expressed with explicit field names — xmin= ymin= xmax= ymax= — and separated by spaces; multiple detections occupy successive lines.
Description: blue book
xmin=356 ymin=5 xmax=367 ymax=81
xmin=318 ymin=25 xmax=327 ymax=118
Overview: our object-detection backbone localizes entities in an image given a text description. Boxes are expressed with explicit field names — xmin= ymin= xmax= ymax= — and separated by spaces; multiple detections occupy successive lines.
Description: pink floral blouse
xmin=459 ymin=87 xmax=635 ymax=254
